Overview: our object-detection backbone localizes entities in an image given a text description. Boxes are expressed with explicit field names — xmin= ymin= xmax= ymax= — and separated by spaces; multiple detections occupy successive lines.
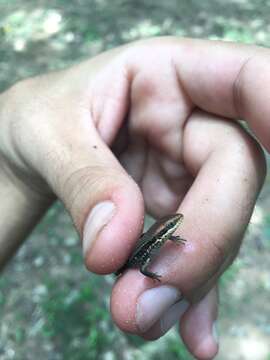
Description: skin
xmin=0 ymin=37 xmax=268 ymax=359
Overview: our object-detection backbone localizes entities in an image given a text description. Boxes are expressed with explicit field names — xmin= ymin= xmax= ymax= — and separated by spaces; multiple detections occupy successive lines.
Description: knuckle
xmin=210 ymin=237 xmax=229 ymax=268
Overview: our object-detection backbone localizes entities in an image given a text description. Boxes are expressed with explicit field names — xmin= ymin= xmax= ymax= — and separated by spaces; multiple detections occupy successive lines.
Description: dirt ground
xmin=1 ymin=1 xmax=270 ymax=359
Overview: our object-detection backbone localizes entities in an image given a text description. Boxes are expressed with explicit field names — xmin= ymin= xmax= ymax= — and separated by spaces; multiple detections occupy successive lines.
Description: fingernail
xmin=212 ymin=321 xmax=219 ymax=344
xmin=136 ymin=286 xmax=182 ymax=333
xmin=83 ymin=201 xmax=115 ymax=256
xmin=160 ymin=299 xmax=189 ymax=335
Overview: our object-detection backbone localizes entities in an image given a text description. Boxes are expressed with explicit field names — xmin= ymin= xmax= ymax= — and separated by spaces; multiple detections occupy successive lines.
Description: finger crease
xmin=232 ymin=56 xmax=254 ymax=120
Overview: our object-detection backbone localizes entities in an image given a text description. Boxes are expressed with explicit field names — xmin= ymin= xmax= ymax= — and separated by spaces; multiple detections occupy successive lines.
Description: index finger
xmin=171 ymin=38 xmax=270 ymax=151
xmin=111 ymin=109 xmax=265 ymax=330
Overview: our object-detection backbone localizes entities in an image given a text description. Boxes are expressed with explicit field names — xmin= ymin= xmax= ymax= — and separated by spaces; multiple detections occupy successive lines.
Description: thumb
xmin=5 ymin=80 xmax=144 ymax=274
xmin=44 ymin=125 xmax=144 ymax=274
xmin=0 ymin=62 xmax=145 ymax=273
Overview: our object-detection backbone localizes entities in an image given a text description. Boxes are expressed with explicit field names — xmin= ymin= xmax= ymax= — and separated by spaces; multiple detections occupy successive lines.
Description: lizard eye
xmin=167 ymin=214 xmax=183 ymax=229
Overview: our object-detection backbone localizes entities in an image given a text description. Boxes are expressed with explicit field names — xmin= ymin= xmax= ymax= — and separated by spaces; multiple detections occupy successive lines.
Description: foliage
xmin=40 ymin=278 xmax=113 ymax=360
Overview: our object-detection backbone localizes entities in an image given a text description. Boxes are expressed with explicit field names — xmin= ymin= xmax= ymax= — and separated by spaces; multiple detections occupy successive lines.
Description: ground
xmin=0 ymin=1 xmax=270 ymax=359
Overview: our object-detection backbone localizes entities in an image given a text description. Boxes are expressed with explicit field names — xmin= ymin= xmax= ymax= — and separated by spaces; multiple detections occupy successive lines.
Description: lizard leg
xmin=170 ymin=235 xmax=186 ymax=244
xmin=140 ymin=258 xmax=161 ymax=281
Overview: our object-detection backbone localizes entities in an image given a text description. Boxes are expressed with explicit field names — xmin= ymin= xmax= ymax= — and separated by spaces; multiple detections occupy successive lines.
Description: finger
xmin=180 ymin=287 xmax=219 ymax=360
xmin=3 ymin=79 xmax=144 ymax=274
xmin=152 ymin=111 xmax=265 ymax=300
xmin=44 ymin=125 xmax=144 ymax=274
xmin=140 ymin=286 xmax=219 ymax=360
xmin=111 ymin=111 xmax=265 ymax=340
xmin=120 ymin=49 xmax=194 ymax=216
xmin=169 ymin=38 xmax=270 ymax=151
xmin=140 ymin=297 xmax=189 ymax=341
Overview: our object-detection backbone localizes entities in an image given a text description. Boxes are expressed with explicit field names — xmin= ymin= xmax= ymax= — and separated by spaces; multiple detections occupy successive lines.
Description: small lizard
xmin=115 ymin=213 xmax=186 ymax=281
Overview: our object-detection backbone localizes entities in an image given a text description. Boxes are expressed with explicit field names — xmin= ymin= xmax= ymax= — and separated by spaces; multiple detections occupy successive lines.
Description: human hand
xmin=0 ymin=38 xmax=267 ymax=359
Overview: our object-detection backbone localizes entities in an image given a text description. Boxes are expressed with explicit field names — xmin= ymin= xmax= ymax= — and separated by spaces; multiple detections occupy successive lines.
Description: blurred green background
xmin=0 ymin=1 xmax=270 ymax=359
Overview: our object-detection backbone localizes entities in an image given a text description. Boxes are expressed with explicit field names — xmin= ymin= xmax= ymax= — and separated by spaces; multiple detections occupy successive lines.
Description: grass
xmin=40 ymin=277 xmax=114 ymax=360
